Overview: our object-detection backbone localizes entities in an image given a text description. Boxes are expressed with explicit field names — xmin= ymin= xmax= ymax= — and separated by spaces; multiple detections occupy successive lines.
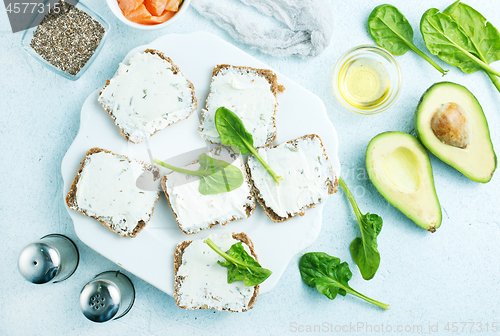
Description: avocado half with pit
xmin=366 ymin=132 xmax=442 ymax=232
xmin=416 ymin=82 xmax=497 ymax=183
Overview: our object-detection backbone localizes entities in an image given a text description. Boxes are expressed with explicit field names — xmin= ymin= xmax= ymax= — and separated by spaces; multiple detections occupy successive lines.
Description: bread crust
xmin=246 ymin=134 xmax=338 ymax=223
xmin=160 ymin=147 xmax=256 ymax=235
xmin=65 ymin=147 xmax=161 ymax=237
xmin=199 ymin=64 xmax=284 ymax=148
xmin=173 ymin=232 xmax=260 ymax=312
xmin=98 ymin=49 xmax=197 ymax=144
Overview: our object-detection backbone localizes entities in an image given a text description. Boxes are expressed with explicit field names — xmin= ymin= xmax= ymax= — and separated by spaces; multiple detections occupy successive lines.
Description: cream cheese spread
xmin=199 ymin=67 xmax=277 ymax=147
xmin=99 ymin=52 xmax=195 ymax=144
xmin=75 ymin=151 xmax=160 ymax=235
xmin=247 ymin=135 xmax=335 ymax=218
xmin=176 ymin=233 xmax=256 ymax=311
xmin=164 ymin=147 xmax=253 ymax=234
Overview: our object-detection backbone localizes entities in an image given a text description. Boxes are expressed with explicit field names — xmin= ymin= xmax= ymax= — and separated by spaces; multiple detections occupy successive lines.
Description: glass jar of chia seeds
xmin=20 ymin=1 xmax=110 ymax=81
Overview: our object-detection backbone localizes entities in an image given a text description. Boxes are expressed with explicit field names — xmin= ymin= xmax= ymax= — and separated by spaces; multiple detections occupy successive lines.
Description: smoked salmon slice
xmin=148 ymin=10 xmax=176 ymax=24
xmin=117 ymin=0 xmax=143 ymax=16
xmin=119 ymin=0 xmax=182 ymax=25
xmin=144 ymin=0 xmax=168 ymax=16
xmin=164 ymin=0 xmax=181 ymax=11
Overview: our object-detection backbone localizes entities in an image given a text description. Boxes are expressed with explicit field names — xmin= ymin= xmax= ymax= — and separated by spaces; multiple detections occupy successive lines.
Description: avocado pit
xmin=430 ymin=102 xmax=470 ymax=149
xmin=416 ymin=81 xmax=497 ymax=183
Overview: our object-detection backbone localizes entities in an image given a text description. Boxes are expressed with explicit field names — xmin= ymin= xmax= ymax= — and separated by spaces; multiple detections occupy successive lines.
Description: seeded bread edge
xmin=65 ymin=147 xmax=161 ymax=238
xmin=160 ymin=147 xmax=256 ymax=235
xmin=173 ymin=232 xmax=260 ymax=312
xmin=246 ymin=134 xmax=338 ymax=223
xmin=199 ymin=64 xmax=285 ymax=148
xmin=98 ymin=49 xmax=197 ymax=144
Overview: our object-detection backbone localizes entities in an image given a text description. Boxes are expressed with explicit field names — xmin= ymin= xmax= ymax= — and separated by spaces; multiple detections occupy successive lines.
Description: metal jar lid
xmin=80 ymin=271 xmax=135 ymax=323
xmin=18 ymin=234 xmax=79 ymax=284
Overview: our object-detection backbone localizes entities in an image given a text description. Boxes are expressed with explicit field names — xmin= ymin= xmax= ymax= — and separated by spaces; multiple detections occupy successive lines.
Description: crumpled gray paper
xmin=191 ymin=0 xmax=335 ymax=58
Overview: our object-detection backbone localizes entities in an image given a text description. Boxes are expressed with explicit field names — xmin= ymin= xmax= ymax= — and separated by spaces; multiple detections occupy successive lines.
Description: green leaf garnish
xmin=204 ymin=238 xmax=272 ymax=287
xmin=214 ymin=106 xmax=282 ymax=185
xmin=421 ymin=1 xmax=500 ymax=92
xmin=368 ymin=4 xmax=448 ymax=76
xmin=339 ymin=177 xmax=382 ymax=281
xmin=154 ymin=153 xmax=243 ymax=195
xmin=299 ymin=252 xmax=389 ymax=310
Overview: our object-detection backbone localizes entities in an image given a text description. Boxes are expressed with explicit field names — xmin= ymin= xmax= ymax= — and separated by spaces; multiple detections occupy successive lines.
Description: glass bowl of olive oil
xmin=333 ymin=45 xmax=402 ymax=115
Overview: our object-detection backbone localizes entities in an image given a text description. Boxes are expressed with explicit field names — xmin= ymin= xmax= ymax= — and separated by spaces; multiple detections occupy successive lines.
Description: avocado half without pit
xmin=416 ymin=82 xmax=497 ymax=183
xmin=366 ymin=132 xmax=442 ymax=232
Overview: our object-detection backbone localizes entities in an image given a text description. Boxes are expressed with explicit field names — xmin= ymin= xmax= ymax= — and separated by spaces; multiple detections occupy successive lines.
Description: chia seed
xmin=30 ymin=1 xmax=105 ymax=76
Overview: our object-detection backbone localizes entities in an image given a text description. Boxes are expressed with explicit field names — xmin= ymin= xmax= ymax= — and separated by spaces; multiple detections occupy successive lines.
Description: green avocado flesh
xmin=416 ymin=82 xmax=497 ymax=183
xmin=366 ymin=132 xmax=442 ymax=232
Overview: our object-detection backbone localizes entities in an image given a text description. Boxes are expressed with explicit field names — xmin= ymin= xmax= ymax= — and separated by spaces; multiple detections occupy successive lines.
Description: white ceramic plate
xmin=62 ymin=31 xmax=340 ymax=296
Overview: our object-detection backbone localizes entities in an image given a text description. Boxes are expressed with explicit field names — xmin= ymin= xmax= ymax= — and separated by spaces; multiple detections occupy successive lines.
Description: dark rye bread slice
xmin=160 ymin=147 xmax=256 ymax=235
xmin=99 ymin=49 xmax=197 ymax=144
xmin=66 ymin=147 xmax=161 ymax=238
xmin=173 ymin=232 xmax=260 ymax=312
xmin=246 ymin=134 xmax=338 ymax=223
xmin=199 ymin=64 xmax=285 ymax=147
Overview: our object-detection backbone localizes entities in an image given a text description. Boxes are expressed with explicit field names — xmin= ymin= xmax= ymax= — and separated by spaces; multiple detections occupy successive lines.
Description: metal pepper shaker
xmin=79 ymin=271 xmax=135 ymax=323
xmin=18 ymin=234 xmax=79 ymax=284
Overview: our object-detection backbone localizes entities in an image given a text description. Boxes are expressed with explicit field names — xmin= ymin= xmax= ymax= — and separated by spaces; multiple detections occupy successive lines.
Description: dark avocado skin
xmin=415 ymin=81 xmax=497 ymax=183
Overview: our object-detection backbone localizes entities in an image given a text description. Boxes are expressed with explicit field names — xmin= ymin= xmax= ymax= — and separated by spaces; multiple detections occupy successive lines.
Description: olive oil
xmin=340 ymin=58 xmax=390 ymax=109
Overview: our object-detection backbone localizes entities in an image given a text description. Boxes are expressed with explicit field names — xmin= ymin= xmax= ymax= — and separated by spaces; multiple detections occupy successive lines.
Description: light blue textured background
xmin=1 ymin=1 xmax=499 ymax=335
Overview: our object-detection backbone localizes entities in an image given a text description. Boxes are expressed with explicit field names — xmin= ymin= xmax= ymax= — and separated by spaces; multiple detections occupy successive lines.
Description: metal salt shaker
xmin=79 ymin=271 xmax=135 ymax=323
xmin=18 ymin=234 xmax=79 ymax=284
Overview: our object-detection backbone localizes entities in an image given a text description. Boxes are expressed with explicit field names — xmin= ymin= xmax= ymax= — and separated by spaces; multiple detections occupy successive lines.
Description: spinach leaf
xmin=339 ymin=177 xmax=382 ymax=280
xmin=299 ymin=252 xmax=389 ymax=310
xmin=204 ymin=238 xmax=272 ymax=287
xmin=154 ymin=153 xmax=243 ymax=195
xmin=368 ymin=4 xmax=448 ymax=76
xmin=421 ymin=2 xmax=500 ymax=92
xmin=215 ymin=107 xmax=282 ymax=185
xmin=443 ymin=1 xmax=500 ymax=91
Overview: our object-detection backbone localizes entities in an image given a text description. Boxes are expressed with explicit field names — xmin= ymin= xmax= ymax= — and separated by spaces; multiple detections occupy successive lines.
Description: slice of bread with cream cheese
xmin=174 ymin=232 xmax=260 ymax=312
xmin=98 ymin=49 xmax=197 ymax=144
xmin=66 ymin=148 xmax=161 ymax=237
xmin=198 ymin=64 xmax=284 ymax=148
xmin=246 ymin=134 xmax=338 ymax=222
xmin=161 ymin=146 xmax=255 ymax=235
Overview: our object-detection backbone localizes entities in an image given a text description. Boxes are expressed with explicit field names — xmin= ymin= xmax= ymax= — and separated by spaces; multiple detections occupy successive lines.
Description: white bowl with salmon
xmin=107 ymin=0 xmax=190 ymax=29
